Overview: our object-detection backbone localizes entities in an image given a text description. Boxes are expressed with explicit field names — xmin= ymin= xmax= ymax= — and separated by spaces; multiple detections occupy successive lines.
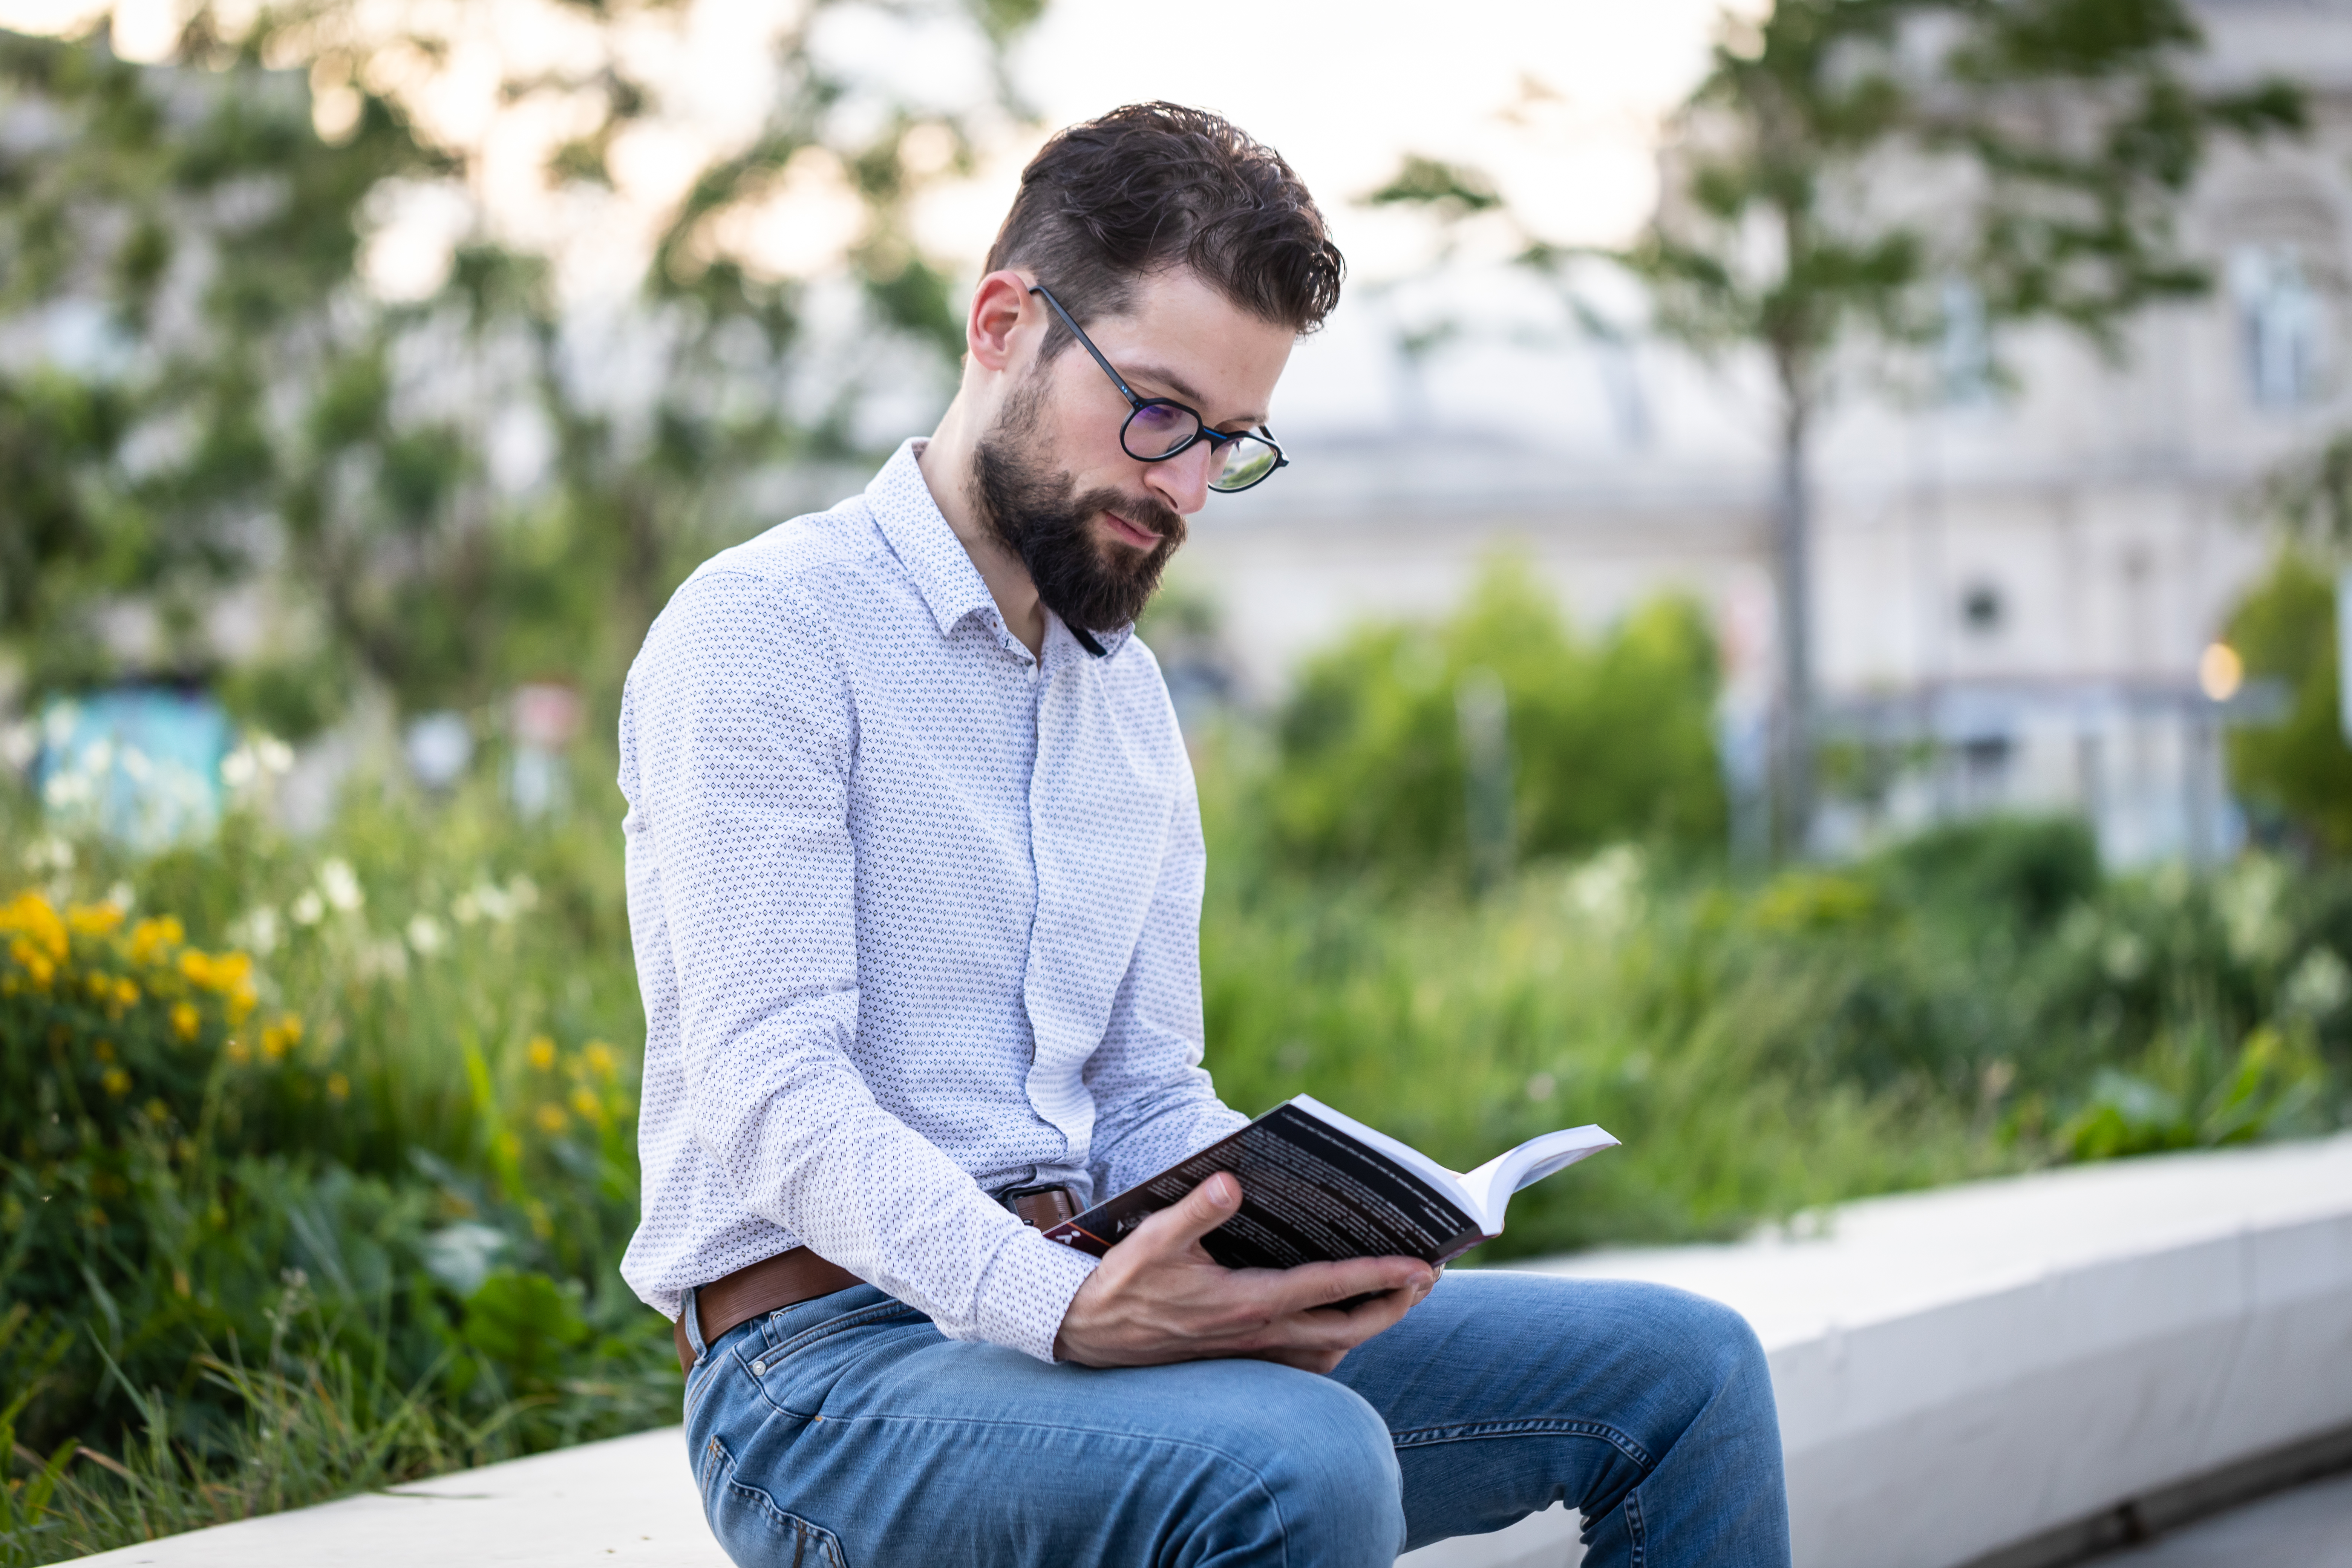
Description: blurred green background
xmin=3 ymin=2 xmax=2351 ymax=1564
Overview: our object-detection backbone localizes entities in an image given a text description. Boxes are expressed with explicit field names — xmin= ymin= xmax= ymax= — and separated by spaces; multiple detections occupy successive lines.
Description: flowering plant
xmin=0 ymin=891 xmax=321 ymax=1229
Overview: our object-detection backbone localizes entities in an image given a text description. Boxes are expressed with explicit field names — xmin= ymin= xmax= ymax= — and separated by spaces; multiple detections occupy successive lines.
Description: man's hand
xmin=1052 ymin=1173 xmax=1437 ymax=1374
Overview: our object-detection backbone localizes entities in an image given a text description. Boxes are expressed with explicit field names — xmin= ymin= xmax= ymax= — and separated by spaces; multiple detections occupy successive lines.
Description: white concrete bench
xmin=64 ymin=1134 xmax=2352 ymax=1568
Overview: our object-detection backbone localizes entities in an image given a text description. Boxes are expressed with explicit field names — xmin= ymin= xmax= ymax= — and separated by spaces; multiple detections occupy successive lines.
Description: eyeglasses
xmin=1028 ymin=283 xmax=1288 ymax=493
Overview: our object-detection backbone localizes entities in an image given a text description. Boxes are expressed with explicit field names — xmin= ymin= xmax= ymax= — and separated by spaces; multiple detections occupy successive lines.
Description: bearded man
xmin=619 ymin=102 xmax=1791 ymax=1568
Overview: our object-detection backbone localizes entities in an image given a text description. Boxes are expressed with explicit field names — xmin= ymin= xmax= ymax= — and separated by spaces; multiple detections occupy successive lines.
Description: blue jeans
xmin=680 ymin=1269 xmax=1790 ymax=1568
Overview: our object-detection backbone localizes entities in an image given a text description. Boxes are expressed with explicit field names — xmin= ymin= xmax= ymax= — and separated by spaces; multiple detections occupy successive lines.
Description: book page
xmin=1458 ymin=1125 xmax=1621 ymax=1233
xmin=1284 ymin=1094 xmax=1479 ymax=1211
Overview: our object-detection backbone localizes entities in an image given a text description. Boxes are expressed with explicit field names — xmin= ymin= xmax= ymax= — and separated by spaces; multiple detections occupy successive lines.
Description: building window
xmin=1939 ymin=278 xmax=1993 ymax=405
xmin=1960 ymin=581 xmax=2004 ymax=636
xmin=2229 ymin=245 xmax=2323 ymax=410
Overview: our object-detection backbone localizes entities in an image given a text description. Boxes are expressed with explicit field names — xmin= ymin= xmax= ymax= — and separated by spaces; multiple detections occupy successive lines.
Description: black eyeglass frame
xmin=1026 ymin=283 xmax=1288 ymax=493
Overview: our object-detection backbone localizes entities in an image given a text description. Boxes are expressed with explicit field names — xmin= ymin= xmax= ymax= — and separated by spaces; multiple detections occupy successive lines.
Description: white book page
xmin=1457 ymin=1127 xmax=1621 ymax=1233
xmin=1285 ymin=1095 xmax=1479 ymax=1217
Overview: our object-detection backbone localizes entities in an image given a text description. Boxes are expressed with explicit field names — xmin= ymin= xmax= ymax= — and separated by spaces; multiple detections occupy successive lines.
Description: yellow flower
xmin=170 ymin=1002 xmax=201 ymax=1042
xmin=326 ymin=1072 xmax=351 ymax=1102
xmin=570 ymin=1085 xmax=602 ymax=1119
xmin=100 ymin=1067 xmax=130 ymax=1097
xmin=526 ymin=1035 xmax=557 ymax=1071
xmin=178 ymin=949 xmax=252 ymax=994
xmin=533 ymin=1102 xmax=568 ymax=1133
xmin=9 ymin=936 xmax=55 ymax=991
xmin=259 ymin=1022 xmax=288 ymax=1063
xmin=128 ymin=915 xmax=184 ymax=964
xmin=0 ymin=891 xmax=67 ymax=962
xmin=582 ymin=1040 xmax=617 ymax=1079
xmin=113 ymin=976 xmax=139 ymax=1008
xmin=224 ymin=1037 xmax=251 ymax=1066
xmin=67 ymin=903 xmax=124 ymax=937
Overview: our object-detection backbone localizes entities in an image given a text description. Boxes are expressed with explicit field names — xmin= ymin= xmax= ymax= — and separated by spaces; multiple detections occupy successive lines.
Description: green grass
xmin=4 ymin=749 xmax=2348 ymax=1564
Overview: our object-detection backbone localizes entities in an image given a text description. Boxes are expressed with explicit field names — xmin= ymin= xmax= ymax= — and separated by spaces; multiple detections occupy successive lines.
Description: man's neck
xmin=916 ymin=410 xmax=1047 ymax=660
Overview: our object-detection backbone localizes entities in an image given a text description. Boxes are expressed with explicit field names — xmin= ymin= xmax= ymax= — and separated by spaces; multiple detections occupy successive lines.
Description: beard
xmin=968 ymin=376 xmax=1187 ymax=638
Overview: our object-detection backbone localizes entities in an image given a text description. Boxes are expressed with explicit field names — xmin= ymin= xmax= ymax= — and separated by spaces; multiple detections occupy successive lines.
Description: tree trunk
xmin=1772 ymin=369 xmax=1815 ymax=858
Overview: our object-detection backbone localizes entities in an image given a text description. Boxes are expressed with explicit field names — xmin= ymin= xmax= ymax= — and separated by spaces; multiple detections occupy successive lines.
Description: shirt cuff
xmin=968 ymin=1227 xmax=1101 ymax=1364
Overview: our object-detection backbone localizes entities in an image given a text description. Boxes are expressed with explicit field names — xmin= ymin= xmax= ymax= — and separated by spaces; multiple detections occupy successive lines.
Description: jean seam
xmin=1626 ymin=1484 xmax=1648 ymax=1568
xmin=1390 ymin=1417 xmax=1655 ymax=1470
xmin=733 ymin=1302 xmax=929 ymax=1420
xmin=700 ymin=1433 xmax=848 ymax=1568
xmin=757 ymin=1297 xmax=925 ymax=1363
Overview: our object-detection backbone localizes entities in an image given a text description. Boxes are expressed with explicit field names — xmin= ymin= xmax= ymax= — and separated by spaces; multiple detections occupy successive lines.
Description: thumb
xmin=1126 ymin=1172 xmax=1242 ymax=1256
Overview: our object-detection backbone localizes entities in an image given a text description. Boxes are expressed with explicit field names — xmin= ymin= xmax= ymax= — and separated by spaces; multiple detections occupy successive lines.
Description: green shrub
xmin=1877 ymin=815 xmax=2101 ymax=931
xmin=0 ymin=771 xmax=672 ymax=1558
xmin=2225 ymin=551 xmax=2352 ymax=853
xmin=1263 ymin=562 xmax=1725 ymax=880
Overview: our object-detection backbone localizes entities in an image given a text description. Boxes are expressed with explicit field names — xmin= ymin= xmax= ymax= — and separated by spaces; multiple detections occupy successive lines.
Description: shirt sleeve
xmin=1083 ymin=773 xmax=1250 ymax=1201
xmin=627 ymin=569 xmax=1095 ymax=1362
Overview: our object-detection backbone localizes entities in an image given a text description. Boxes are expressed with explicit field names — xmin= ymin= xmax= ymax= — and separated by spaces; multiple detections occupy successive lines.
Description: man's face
xmin=970 ymin=267 xmax=1295 ymax=636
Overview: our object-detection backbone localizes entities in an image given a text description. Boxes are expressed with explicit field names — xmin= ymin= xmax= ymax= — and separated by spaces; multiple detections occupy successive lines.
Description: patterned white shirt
xmin=616 ymin=439 xmax=1247 ymax=1363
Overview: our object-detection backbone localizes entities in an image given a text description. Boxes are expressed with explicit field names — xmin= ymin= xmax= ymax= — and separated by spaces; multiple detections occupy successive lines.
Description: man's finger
xmin=1259 ymin=1254 xmax=1433 ymax=1314
xmin=1119 ymin=1172 xmax=1243 ymax=1257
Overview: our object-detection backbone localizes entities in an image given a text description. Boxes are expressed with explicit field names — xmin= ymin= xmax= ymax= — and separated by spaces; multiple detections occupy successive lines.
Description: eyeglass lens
xmin=1123 ymin=403 xmax=1195 ymax=460
xmin=1211 ymin=437 xmax=1279 ymax=492
xmin=1120 ymin=404 xmax=1280 ymax=492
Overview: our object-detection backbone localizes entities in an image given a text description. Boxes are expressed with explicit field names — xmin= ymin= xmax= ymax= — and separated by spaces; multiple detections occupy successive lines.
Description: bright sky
xmin=959 ymin=0 xmax=1738 ymax=277
xmin=0 ymin=0 xmax=1735 ymax=286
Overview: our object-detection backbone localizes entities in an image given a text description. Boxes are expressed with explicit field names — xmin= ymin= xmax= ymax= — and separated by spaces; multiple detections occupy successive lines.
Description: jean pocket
xmin=697 ymin=1432 xmax=850 ymax=1568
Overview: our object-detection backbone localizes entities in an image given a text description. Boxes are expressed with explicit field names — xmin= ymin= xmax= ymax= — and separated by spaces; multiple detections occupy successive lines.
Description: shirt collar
xmin=865 ymin=438 xmax=1133 ymax=662
xmin=867 ymin=439 xmax=998 ymax=644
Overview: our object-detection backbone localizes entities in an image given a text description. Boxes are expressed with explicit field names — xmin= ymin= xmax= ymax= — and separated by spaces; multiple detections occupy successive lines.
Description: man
xmin=619 ymin=102 xmax=1790 ymax=1568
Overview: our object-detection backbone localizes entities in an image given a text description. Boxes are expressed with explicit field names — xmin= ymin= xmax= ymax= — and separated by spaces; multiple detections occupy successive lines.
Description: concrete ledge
xmin=1413 ymin=1132 xmax=2352 ymax=1568
xmin=62 ymin=1136 xmax=2352 ymax=1568
xmin=64 ymin=1427 xmax=726 ymax=1567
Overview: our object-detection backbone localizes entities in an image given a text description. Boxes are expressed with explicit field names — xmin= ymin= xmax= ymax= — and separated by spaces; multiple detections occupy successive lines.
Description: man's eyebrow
xmin=1124 ymin=363 xmax=1266 ymax=430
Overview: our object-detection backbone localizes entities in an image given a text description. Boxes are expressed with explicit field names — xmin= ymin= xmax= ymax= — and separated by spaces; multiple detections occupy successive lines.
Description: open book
xmin=1043 ymin=1094 xmax=1619 ymax=1269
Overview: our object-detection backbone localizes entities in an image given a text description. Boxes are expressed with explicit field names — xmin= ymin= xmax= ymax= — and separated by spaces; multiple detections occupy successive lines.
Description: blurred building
xmin=1176 ymin=0 xmax=2352 ymax=866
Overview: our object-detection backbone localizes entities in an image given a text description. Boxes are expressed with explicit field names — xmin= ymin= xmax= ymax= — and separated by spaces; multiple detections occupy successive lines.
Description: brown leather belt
xmin=673 ymin=1183 xmax=1081 ymax=1375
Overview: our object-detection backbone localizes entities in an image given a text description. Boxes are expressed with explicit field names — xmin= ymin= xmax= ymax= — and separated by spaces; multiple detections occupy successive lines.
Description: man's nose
xmin=1143 ymin=441 xmax=1217 ymax=516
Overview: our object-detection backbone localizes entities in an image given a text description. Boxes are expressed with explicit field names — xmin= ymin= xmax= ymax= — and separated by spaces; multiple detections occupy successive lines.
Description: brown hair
xmin=983 ymin=102 xmax=1344 ymax=356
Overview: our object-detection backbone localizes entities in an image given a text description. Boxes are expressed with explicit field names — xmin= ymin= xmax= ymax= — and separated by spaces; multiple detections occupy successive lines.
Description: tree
xmin=1375 ymin=0 xmax=2301 ymax=854
xmin=0 ymin=0 xmax=1036 ymax=730
xmin=1265 ymin=562 xmax=1725 ymax=883
xmin=2223 ymin=552 xmax=2352 ymax=854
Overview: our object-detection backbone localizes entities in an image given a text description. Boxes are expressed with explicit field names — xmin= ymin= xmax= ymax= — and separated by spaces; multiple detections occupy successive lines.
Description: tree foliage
xmin=2225 ymin=551 xmax=2352 ymax=855
xmin=1622 ymin=0 xmax=2301 ymax=388
xmin=0 ymin=1 xmax=1029 ymax=727
xmin=1373 ymin=0 xmax=2302 ymax=850
xmin=1265 ymin=563 xmax=1725 ymax=880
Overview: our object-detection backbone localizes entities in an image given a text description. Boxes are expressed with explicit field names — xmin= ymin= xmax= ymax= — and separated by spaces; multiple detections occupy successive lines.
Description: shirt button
xmin=750 ymin=1359 xmax=766 ymax=1376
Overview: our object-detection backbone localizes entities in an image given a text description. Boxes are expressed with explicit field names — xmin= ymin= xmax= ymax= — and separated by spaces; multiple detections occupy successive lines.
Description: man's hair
xmin=984 ymin=102 xmax=1344 ymax=356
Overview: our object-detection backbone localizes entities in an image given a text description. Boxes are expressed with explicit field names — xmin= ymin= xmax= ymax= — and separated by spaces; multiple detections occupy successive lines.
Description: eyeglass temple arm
xmin=1030 ymin=283 xmax=1285 ymax=466
xmin=1027 ymin=286 xmax=1143 ymax=407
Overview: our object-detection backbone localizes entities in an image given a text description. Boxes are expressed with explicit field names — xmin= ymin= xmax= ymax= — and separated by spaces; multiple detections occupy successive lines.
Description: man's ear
xmin=967 ymin=270 xmax=1034 ymax=374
